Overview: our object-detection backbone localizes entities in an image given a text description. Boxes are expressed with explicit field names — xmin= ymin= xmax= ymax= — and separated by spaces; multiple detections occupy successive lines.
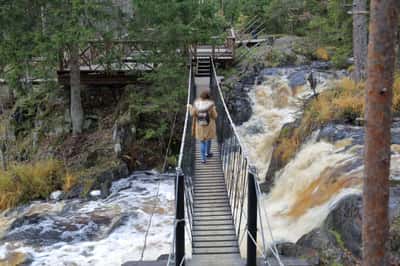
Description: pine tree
xmin=363 ymin=1 xmax=398 ymax=265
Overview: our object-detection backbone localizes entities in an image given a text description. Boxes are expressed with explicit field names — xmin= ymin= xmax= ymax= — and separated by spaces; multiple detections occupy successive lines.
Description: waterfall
xmin=236 ymin=66 xmax=380 ymax=244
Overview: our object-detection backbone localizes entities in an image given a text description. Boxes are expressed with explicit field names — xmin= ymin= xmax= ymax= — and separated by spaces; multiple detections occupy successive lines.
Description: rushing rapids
xmin=237 ymin=65 xmax=400 ymax=245
xmin=0 ymin=172 xmax=174 ymax=266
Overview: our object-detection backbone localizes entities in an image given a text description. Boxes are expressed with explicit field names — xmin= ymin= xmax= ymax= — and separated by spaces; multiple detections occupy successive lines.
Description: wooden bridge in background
xmin=57 ymin=28 xmax=236 ymax=86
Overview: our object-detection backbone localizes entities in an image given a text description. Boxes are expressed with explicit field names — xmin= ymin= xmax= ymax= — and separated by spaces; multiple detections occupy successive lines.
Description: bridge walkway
xmin=189 ymin=76 xmax=242 ymax=265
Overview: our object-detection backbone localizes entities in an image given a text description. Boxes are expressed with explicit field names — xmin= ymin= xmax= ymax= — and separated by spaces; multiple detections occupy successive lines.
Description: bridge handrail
xmin=210 ymin=58 xmax=249 ymax=159
xmin=210 ymin=58 xmax=284 ymax=266
xmin=167 ymin=63 xmax=196 ymax=266
xmin=177 ymin=64 xmax=193 ymax=169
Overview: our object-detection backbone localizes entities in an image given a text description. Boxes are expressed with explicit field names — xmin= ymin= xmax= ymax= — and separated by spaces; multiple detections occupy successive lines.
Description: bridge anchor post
xmin=247 ymin=171 xmax=257 ymax=266
xmin=175 ymin=171 xmax=185 ymax=266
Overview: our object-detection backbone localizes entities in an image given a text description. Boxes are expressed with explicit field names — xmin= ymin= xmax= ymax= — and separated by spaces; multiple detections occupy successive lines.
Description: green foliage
xmin=237 ymin=0 xmax=353 ymax=66
xmin=329 ymin=229 xmax=345 ymax=250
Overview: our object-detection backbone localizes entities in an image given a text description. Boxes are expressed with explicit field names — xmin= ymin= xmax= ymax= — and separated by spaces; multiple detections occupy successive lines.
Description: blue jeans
xmin=200 ymin=140 xmax=212 ymax=161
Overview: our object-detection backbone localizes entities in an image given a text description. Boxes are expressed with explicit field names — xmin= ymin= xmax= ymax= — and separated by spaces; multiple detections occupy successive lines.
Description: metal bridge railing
xmin=168 ymin=58 xmax=283 ymax=266
xmin=210 ymin=58 xmax=284 ymax=266
xmin=167 ymin=63 xmax=196 ymax=266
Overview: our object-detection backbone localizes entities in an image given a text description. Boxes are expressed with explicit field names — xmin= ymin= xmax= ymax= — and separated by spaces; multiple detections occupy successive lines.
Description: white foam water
xmin=0 ymin=173 xmax=175 ymax=265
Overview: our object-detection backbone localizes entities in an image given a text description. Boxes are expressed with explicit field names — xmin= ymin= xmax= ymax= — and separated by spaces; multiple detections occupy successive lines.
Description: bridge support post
xmin=247 ymin=172 xmax=257 ymax=266
xmin=176 ymin=171 xmax=185 ymax=266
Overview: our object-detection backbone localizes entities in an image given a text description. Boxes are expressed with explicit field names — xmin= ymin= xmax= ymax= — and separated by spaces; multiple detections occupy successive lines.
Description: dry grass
xmin=63 ymin=173 xmax=78 ymax=192
xmin=309 ymin=77 xmax=365 ymax=124
xmin=393 ymin=73 xmax=400 ymax=114
xmin=0 ymin=160 xmax=66 ymax=210
xmin=315 ymin=47 xmax=330 ymax=61
xmin=273 ymin=75 xmax=400 ymax=170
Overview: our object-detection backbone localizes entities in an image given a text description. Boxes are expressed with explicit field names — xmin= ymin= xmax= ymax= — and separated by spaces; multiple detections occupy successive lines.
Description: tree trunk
xmin=70 ymin=44 xmax=84 ymax=135
xmin=363 ymin=1 xmax=398 ymax=266
xmin=0 ymin=142 xmax=7 ymax=171
xmin=352 ymin=0 xmax=368 ymax=82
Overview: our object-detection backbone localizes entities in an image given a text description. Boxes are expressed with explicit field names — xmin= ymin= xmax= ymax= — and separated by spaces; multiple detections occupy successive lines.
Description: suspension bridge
xmin=99 ymin=24 xmax=311 ymax=266
xmin=162 ymin=51 xmax=311 ymax=266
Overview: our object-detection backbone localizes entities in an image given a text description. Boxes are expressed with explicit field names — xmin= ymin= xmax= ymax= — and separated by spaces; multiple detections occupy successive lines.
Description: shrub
xmin=0 ymin=160 xmax=65 ymax=210
xmin=315 ymin=47 xmax=330 ymax=61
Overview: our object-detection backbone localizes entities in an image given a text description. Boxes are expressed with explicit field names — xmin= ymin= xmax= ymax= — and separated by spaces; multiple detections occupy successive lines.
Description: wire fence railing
xmin=167 ymin=63 xmax=196 ymax=266
xmin=210 ymin=58 xmax=284 ymax=266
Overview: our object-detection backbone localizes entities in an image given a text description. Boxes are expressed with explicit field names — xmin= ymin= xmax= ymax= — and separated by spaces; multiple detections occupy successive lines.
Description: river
xmin=0 ymin=172 xmax=174 ymax=265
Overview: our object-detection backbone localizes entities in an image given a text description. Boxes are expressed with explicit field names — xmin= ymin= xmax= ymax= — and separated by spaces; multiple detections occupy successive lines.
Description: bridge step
xmin=193 ymin=246 xmax=240 ymax=255
xmin=193 ymin=219 xmax=233 ymax=226
xmin=191 ymin=139 xmax=240 ymax=257
xmin=192 ymin=229 xmax=236 ymax=236
xmin=194 ymin=182 xmax=225 ymax=187
xmin=193 ymin=199 xmax=229 ymax=205
xmin=194 ymin=189 xmax=227 ymax=194
xmin=193 ymin=215 xmax=233 ymax=221
xmin=192 ymin=235 xmax=238 ymax=243
xmin=193 ymin=241 xmax=238 ymax=248
xmin=194 ymin=182 xmax=226 ymax=187
xmin=193 ymin=211 xmax=232 ymax=217
xmin=193 ymin=224 xmax=234 ymax=231
xmin=194 ymin=203 xmax=230 ymax=208
xmin=194 ymin=208 xmax=231 ymax=214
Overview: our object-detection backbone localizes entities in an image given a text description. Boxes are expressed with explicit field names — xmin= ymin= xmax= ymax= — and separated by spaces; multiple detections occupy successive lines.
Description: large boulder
xmin=279 ymin=189 xmax=400 ymax=265
xmin=324 ymin=195 xmax=362 ymax=257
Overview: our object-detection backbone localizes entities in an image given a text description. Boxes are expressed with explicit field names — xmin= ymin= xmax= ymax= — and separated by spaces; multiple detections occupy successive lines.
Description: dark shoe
xmin=206 ymin=153 xmax=213 ymax=158
xmin=201 ymin=160 xmax=206 ymax=164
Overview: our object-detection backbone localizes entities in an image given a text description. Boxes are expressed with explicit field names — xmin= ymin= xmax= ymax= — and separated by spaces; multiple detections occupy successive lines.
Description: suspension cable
xmin=140 ymin=179 xmax=162 ymax=261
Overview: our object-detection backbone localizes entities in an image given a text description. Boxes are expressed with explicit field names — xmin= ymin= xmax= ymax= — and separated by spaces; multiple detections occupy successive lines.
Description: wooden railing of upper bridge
xmin=57 ymin=28 xmax=236 ymax=85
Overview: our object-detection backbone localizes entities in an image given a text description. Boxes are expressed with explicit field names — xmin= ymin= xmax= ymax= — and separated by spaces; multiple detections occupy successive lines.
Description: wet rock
xmin=276 ymin=242 xmax=319 ymax=266
xmin=288 ymin=70 xmax=307 ymax=88
xmin=282 ymin=189 xmax=400 ymax=265
xmin=259 ymin=68 xmax=281 ymax=77
xmin=311 ymin=61 xmax=333 ymax=70
xmin=90 ymin=190 xmax=101 ymax=198
xmin=5 ymin=206 xmax=126 ymax=246
xmin=50 ymin=191 xmax=64 ymax=201
xmin=317 ymin=124 xmax=364 ymax=145
xmin=65 ymin=162 xmax=129 ymax=199
xmin=222 ymin=79 xmax=253 ymax=126
xmin=324 ymin=195 xmax=362 ymax=257
xmin=263 ymin=119 xmax=302 ymax=192
xmin=113 ymin=117 xmax=136 ymax=158
xmin=296 ymin=228 xmax=351 ymax=265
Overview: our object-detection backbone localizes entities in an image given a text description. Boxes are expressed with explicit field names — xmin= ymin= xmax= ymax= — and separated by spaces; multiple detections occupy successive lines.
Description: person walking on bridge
xmin=188 ymin=90 xmax=218 ymax=164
